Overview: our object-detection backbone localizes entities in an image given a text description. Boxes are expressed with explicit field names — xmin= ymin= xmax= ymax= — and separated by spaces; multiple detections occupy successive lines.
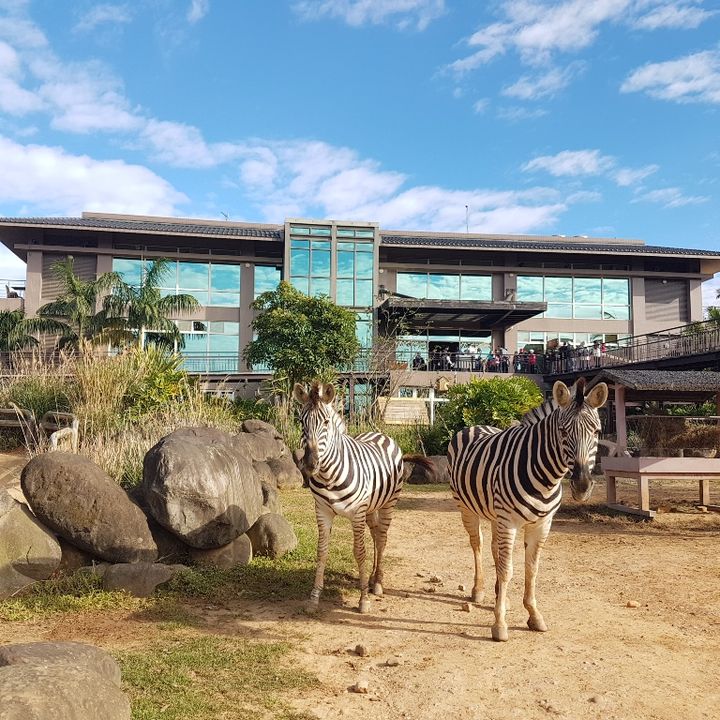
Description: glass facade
xmin=254 ymin=265 xmax=281 ymax=298
xmin=396 ymin=272 xmax=492 ymax=301
xmin=113 ymin=258 xmax=241 ymax=307
xmin=337 ymin=241 xmax=374 ymax=307
xmin=516 ymin=330 xmax=631 ymax=352
xmin=397 ymin=332 xmax=492 ymax=367
xmin=289 ymin=225 xmax=332 ymax=298
xmin=516 ymin=275 xmax=630 ymax=320
xmin=177 ymin=321 xmax=240 ymax=373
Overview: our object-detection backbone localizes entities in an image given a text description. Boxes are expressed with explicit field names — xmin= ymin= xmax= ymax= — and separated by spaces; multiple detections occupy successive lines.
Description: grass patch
xmin=403 ymin=483 xmax=451 ymax=494
xmin=117 ymin=635 xmax=318 ymax=720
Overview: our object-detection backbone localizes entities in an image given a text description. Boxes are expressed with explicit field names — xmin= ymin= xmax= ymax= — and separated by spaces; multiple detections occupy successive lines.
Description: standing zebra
xmin=294 ymin=381 xmax=419 ymax=614
xmin=448 ymin=378 xmax=608 ymax=641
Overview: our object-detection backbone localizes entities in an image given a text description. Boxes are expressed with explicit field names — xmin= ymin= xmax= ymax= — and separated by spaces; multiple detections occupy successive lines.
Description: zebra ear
xmin=293 ymin=383 xmax=309 ymax=405
xmin=320 ymin=383 xmax=335 ymax=404
xmin=552 ymin=381 xmax=572 ymax=408
xmin=586 ymin=382 xmax=609 ymax=409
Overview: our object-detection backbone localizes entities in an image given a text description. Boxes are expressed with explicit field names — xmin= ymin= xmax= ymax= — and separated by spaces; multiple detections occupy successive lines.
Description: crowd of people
xmin=409 ymin=339 xmax=609 ymax=375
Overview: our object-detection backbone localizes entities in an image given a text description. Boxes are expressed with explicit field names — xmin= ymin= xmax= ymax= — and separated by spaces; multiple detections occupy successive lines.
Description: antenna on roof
xmin=465 ymin=205 xmax=469 ymax=234
xmin=220 ymin=211 xmax=229 ymax=221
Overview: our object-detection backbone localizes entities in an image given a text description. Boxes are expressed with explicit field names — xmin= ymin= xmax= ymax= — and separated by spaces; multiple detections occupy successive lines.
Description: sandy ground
xmin=2 ymin=457 xmax=720 ymax=720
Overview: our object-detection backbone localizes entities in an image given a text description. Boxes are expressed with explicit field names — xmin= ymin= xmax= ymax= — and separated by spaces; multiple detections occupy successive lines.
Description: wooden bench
xmin=602 ymin=455 xmax=720 ymax=518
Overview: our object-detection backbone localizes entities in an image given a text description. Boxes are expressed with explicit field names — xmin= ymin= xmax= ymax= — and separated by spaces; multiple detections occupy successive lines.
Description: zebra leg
xmin=306 ymin=503 xmax=334 ymax=614
xmin=460 ymin=506 xmax=484 ymax=603
xmin=492 ymin=523 xmax=517 ymax=642
xmin=352 ymin=511 xmax=372 ymax=613
xmin=523 ymin=518 xmax=552 ymax=633
xmin=365 ymin=510 xmax=382 ymax=595
xmin=368 ymin=505 xmax=394 ymax=597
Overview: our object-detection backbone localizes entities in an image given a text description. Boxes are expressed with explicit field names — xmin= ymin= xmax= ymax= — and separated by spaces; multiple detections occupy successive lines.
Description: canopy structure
xmin=377 ymin=297 xmax=546 ymax=333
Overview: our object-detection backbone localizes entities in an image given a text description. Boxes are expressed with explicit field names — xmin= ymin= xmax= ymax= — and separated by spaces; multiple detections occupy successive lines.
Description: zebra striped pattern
xmin=448 ymin=378 xmax=608 ymax=641
xmin=294 ymin=381 xmax=404 ymax=614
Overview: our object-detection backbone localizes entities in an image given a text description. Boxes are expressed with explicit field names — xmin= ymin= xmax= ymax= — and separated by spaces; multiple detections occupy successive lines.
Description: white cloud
xmin=496 ymin=105 xmax=548 ymax=121
xmin=0 ymin=40 xmax=43 ymax=114
xmin=702 ymin=273 xmax=720 ymax=309
xmin=621 ymin=50 xmax=720 ymax=104
xmin=473 ymin=98 xmax=489 ymax=113
xmin=631 ymin=1 xmax=717 ymax=30
xmin=187 ymin=0 xmax=209 ymax=24
xmin=613 ymin=164 xmax=659 ymax=186
xmin=522 ymin=149 xmax=615 ymax=176
xmin=74 ymin=4 xmax=134 ymax=33
xmin=0 ymin=244 xmax=26 ymax=279
xmin=293 ymin=0 xmax=446 ymax=30
xmin=0 ymin=134 xmax=187 ymax=216
xmin=632 ymin=186 xmax=710 ymax=207
xmin=502 ymin=63 xmax=583 ymax=100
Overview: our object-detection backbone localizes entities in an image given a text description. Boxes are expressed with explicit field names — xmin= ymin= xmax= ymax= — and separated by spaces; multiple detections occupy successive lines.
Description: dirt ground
xmin=2 ymin=460 xmax=720 ymax=720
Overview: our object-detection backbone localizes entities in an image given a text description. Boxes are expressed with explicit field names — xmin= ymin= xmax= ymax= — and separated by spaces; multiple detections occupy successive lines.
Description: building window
xmin=396 ymin=272 xmax=491 ymax=301
xmin=337 ymin=241 xmax=374 ymax=307
xmin=178 ymin=321 xmax=240 ymax=373
xmin=516 ymin=331 xmax=631 ymax=352
xmin=254 ymin=265 xmax=281 ymax=298
xmin=517 ymin=275 xmax=630 ymax=320
xmin=290 ymin=228 xmax=331 ymax=297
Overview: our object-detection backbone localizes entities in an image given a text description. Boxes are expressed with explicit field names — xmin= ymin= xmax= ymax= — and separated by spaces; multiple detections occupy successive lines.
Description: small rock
xmin=626 ymin=600 xmax=640 ymax=608
xmin=415 ymin=572 xmax=424 ymax=577
xmin=385 ymin=657 xmax=400 ymax=667
xmin=351 ymin=680 xmax=369 ymax=694
xmin=402 ymin=592 xmax=410 ymax=598
xmin=429 ymin=574 xmax=442 ymax=584
xmin=354 ymin=644 xmax=369 ymax=657
xmin=461 ymin=602 xmax=472 ymax=612
xmin=588 ymin=696 xmax=605 ymax=705
xmin=424 ymin=586 xmax=436 ymax=593
xmin=458 ymin=584 xmax=466 ymax=592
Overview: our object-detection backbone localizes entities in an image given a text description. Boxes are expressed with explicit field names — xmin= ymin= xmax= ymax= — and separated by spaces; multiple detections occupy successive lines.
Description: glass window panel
xmin=337 ymin=279 xmax=354 ymax=306
xmin=602 ymin=278 xmax=629 ymax=305
xmin=160 ymin=287 xmax=175 ymax=298
xmin=113 ymin=258 xmax=143 ymax=286
xmin=573 ymin=278 xmax=602 ymax=304
xmin=187 ymin=291 xmax=208 ymax=306
xmin=209 ymin=321 xmax=239 ymax=334
xmin=254 ymin=266 xmax=281 ymax=297
xmin=603 ymin=305 xmax=630 ymax=320
xmin=355 ymin=315 xmax=372 ymax=348
xmin=290 ymin=226 xmax=310 ymax=235
xmin=192 ymin=320 xmax=207 ymax=332
xmin=311 ymin=250 xmax=330 ymax=277
xmin=208 ymin=292 xmax=239 ymax=307
xmin=460 ymin=275 xmax=491 ymax=300
xmin=354 ymin=279 xmax=373 ymax=307
xmin=291 ymin=249 xmax=309 ymax=276
xmin=427 ymin=274 xmax=460 ymax=300
xmin=311 ymin=240 xmax=331 ymax=250
xmin=309 ymin=227 xmax=331 ymax=236
xmin=311 ymin=278 xmax=330 ymax=297
xmin=210 ymin=264 xmax=240 ymax=293
xmin=355 ymin=252 xmax=373 ymax=279
xmin=182 ymin=333 xmax=208 ymax=353
xmin=517 ymin=276 xmax=543 ymax=301
xmin=209 ymin=334 xmax=239 ymax=353
xmin=355 ymin=230 xmax=375 ymax=238
xmin=337 ymin=228 xmax=354 ymax=237
xmin=355 ymin=240 xmax=374 ymax=250
xmin=291 ymin=238 xmax=310 ymax=249
xmin=290 ymin=276 xmax=309 ymax=295
xmin=545 ymin=303 xmax=573 ymax=318
xmin=574 ymin=305 xmax=602 ymax=319
xmin=178 ymin=262 xmax=208 ymax=290
xmin=396 ymin=273 xmax=426 ymax=298
xmin=544 ymin=276 xmax=573 ymax=303
xmin=337 ymin=251 xmax=354 ymax=277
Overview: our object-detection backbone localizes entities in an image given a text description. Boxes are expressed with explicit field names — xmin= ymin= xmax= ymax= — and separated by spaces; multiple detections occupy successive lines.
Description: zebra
xmin=293 ymin=380 xmax=429 ymax=614
xmin=447 ymin=378 xmax=608 ymax=642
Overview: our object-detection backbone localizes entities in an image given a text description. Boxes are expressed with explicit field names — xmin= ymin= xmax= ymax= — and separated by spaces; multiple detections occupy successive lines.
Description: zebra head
xmin=293 ymin=381 xmax=340 ymax=477
xmin=552 ymin=378 xmax=609 ymax=502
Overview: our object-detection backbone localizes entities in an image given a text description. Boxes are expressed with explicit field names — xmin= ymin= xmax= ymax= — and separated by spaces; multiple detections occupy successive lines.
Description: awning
xmin=378 ymin=297 xmax=547 ymax=333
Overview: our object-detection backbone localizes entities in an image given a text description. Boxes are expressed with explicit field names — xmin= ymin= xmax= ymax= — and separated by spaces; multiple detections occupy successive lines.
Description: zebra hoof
xmin=358 ymin=599 xmax=371 ymax=614
xmin=491 ymin=625 xmax=509 ymax=642
xmin=527 ymin=616 xmax=548 ymax=632
xmin=372 ymin=582 xmax=384 ymax=597
xmin=303 ymin=601 xmax=320 ymax=615
xmin=471 ymin=589 xmax=483 ymax=603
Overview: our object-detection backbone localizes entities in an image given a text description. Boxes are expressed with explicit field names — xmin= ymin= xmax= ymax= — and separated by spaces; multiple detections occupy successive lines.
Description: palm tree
xmin=104 ymin=258 xmax=200 ymax=350
xmin=0 ymin=309 xmax=66 ymax=351
xmin=36 ymin=256 xmax=125 ymax=349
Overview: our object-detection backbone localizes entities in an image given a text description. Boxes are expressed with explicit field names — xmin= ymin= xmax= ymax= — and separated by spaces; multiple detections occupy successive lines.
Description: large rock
xmin=0 ymin=664 xmax=130 ymax=720
xmin=405 ymin=455 xmax=450 ymax=484
xmin=190 ymin=534 xmax=253 ymax=569
xmin=142 ymin=428 xmax=264 ymax=549
xmin=260 ymin=480 xmax=282 ymax=515
xmin=0 ymin=490 xmax=61 ymax=599
xmin=0 ymin=641 xmax=121 ymax=686
xmin=240 ymin=420 xmax=303 ymax=488
xmin=58 ymin=539 xmax=96 ymax=574
xmin=102 ymin=562 xmax=180 ymax=598
xmin=21 ymin=453 xmax=157 ymax=564
xmin=246 ymin=513 xmax=298 ymax=559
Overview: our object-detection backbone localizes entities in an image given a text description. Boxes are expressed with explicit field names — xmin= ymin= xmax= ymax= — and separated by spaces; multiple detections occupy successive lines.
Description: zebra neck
xmin=314 ymin=431 xmax=346 ymax=487
xmin=538 ymin=414 xmax=570 ymax=488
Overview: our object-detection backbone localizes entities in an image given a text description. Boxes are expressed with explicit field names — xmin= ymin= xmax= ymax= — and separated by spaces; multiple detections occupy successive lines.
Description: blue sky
xmin=1 ymin=0 xmax=719 ymax=303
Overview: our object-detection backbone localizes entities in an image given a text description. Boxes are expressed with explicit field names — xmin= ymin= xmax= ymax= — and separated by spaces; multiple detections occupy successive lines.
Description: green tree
xmin=35 ymin=256 xmax=124 ymax=348
xmin=104 ymin=258 xmax=200 ymax=349
xmin=244 ymin=281 xmax=360 ymax=387
xmin=0 ymin=309 xmax=66 ymax=351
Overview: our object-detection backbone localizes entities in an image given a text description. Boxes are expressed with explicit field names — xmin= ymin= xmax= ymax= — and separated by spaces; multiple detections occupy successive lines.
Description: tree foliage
xmin=0 ymin=309 xmax=65 ymax=351
xmin=244 ymin=281 xmax=360 ymax=387
xmin=439 ymin=376 xmax=544 ymax=432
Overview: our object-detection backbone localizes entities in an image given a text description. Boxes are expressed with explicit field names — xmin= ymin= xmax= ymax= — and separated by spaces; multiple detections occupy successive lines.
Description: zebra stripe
xmin=294 ymin=381 xmax=404 ymax=614
xmin=448 ymin=378 xmax=608 ymax=641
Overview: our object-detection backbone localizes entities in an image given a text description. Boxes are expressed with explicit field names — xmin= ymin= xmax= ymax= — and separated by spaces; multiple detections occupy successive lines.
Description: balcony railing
xmin=0 ymin=280 xmax=25 ymax=299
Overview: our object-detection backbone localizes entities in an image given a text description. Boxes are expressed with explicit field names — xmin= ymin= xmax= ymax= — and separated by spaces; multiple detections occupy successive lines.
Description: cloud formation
xmin=187 ymin=0 xmax=210 ymax=24
xmin=73 ymin=4 xmax=134 ymax=34
xmin=293 ymin=0 xmax=446 ymax=30
xmin=632 ymin=186 xmax=710 ymax=207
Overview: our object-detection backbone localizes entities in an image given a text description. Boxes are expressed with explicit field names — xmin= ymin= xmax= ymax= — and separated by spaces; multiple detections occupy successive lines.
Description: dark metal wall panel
xmin=41 ymin=253 xmax=97 ymax=302
xmin=645 ymin=279 xmax=688 ymax=324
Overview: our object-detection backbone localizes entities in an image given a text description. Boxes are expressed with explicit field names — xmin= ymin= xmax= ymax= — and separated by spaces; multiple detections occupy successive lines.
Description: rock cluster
xmin=1 ymin=420 xmax=301 ymax=599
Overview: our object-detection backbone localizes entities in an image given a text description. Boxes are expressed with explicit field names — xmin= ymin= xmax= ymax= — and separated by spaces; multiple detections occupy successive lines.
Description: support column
xmin=615 ymin=385 xmax=627 ymax=454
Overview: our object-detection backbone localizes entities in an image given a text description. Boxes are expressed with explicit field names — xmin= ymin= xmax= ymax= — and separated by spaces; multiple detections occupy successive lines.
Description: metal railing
xmin=0 ymin=280 xmax=25 ymax=299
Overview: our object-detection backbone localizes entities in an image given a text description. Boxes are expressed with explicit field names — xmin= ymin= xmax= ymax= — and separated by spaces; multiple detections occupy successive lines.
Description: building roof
xmin=592 ymin=369 xmax=720 ymax=393
xmin=0 ymin=214 xmax=283 ymax=240
xmin=380 ymin=233 xmax=720 ymax=258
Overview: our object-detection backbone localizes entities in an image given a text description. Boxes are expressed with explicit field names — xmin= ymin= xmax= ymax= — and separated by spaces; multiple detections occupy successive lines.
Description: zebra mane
xmin=520 ymin=399 xmax=559 ymax=426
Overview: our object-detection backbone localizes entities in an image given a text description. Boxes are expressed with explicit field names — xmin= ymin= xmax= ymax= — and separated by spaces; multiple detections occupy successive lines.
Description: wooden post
xmin=615 ymin=385 xmax=627 ymax=454
xmin=699 ymin=478 xmax=710 ymax=507
xmin=638 ymin=475 xmax=651 ymax=513
xmin=606 ymin=473 xmax=617 ymax=505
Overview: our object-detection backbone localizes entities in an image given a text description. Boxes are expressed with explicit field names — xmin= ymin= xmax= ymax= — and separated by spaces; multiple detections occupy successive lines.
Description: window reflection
xmin=396 ymin=272 xmax=491 ymax=301
xmin=254 ymin=266 xmax=281 ymax=298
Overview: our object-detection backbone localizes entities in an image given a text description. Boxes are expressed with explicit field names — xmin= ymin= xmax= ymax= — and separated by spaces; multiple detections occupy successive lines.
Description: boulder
xmin=0 ymin=641 xmax=121 ymax=686
xmin=239 ymin=421 xmax=303 ymax=488
xmin=241 ymin=419 xmax=282 ymax=438
xmin=102 ymin=562 xmax=179 ymax=598
xmin=267 ymin=456 xmax=303 ymax=488
xmin=58 ymin=539 xmax=96 ymax=574
xmin=190 ymin=534 xmax=253 ymax=569
xmin=246 ymin=513 xmax=298 ymax=559
xmin=0 ymin=490 xmax=61 ymax=599
xmin=405 ymin=455 xmax=450 ymax=484
xmin=0 ymin=664 xmax=130 ymax=720
xmin=142 ymin=428 xmax=264 ymax=549
xmin=21 ymin=453 xmax=157 ymax=563
xmin=260 ymin=480 xmax=282 ymax=515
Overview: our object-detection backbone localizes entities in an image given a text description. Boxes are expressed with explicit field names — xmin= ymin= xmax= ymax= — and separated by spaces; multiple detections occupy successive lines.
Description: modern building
xmin=1 ymin=212 xmax=719 ymax=391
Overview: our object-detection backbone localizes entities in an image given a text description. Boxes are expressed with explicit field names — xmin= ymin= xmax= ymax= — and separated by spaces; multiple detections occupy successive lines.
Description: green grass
xmin=117 ymin=635 xmax=318 ymax=720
